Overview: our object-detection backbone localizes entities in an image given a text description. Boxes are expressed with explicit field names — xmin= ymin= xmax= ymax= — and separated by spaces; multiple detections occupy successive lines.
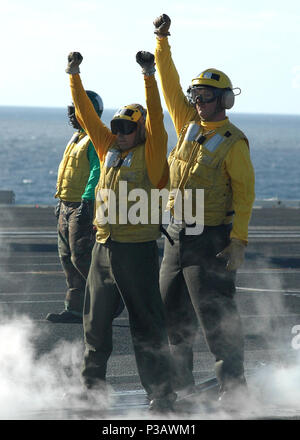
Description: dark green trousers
xmin=160 ymin=222 xmax=246 ymax=393
xmin=57 ymin=201 xmax=95 ymax=314
xmin=82 ymin=239 xmax=174 ymax=400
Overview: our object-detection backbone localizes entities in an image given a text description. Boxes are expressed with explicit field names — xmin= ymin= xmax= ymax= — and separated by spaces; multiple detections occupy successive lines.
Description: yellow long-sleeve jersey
xmin=69 ymin=74 xmax=169 ymax=190
xmin=155 ymin=37 xmax=255 ymax=243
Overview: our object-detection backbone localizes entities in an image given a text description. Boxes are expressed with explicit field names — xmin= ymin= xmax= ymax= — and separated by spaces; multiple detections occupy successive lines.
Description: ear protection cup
xmin=221 ymin=89 xmax=235 ymax=109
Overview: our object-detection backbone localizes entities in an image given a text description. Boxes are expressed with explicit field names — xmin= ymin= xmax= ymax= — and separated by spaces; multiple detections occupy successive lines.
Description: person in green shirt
xmin=46 ymin=91 xmax=107 ymax=323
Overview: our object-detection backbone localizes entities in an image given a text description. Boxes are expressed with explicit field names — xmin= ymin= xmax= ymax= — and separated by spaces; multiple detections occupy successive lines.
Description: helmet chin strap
xmin=68 ymin=116 xmax=81 ymax=130
xmin=133 ymin=120 xmax=146 ymax=147
xmin=120 ymin=122 xmax=146 ymax=151
xmin=206 ymin=95 xmax=226 ymax=121
xmin=214 ymin=95 xmax=225 ymax=115
xmin=197 ymin=96 xmax=225 ymax=122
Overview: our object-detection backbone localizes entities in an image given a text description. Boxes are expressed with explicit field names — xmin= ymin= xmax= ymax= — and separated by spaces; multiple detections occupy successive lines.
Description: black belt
xmin=170 ymin=217 xmax=232 ymax=231
xmin=161 ymin=219 xmax=233 ymax=247
xmin=170 ymin=216 xmax=197 ymax=227
xmin=61 ymin=200 xmax=81 ymax=207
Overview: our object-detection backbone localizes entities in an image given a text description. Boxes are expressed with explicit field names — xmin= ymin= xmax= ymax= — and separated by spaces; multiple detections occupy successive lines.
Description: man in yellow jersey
xmin=65 ymin=50 xmax=176 ymax=413
xmin=153 ymin=14 xmax=255 ymax=410
xmin=46 ymin=92 xmax=103 ymax=324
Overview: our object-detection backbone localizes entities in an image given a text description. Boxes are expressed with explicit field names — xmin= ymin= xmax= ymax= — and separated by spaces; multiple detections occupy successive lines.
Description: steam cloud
xmin=0 ymin=314 xmax=83 ymax=419
xmin=1 ymin=221 xmax=300 ymax=420
xmin=0 ymin=309 xmax=300 ymax=420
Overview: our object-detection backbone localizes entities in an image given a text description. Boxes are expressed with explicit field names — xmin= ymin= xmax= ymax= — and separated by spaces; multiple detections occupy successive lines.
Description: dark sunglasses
xmin=110 ymin=119 xmax=137 ymax=135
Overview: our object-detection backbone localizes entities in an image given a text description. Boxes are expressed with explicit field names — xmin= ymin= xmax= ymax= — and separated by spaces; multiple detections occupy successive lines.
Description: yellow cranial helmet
xmin=188 ymin=68 xmax=240 ymax=110
xmin=111 ymin=104 xmax=147 ymax=135
xmin=191 ymin=68 xmax=233 ymax=89
xmin=112 ymin=104 xmax=146 ymax=123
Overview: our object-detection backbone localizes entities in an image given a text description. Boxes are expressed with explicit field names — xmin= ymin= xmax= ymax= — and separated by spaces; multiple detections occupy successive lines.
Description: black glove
xmin=66 ymin=52 xmax=83 ymax=74
xmin=54 ymin=200 xmax=61 ymax=220
xmin=136 ymin=51 xmax=156 ymax=76
xmin=75 ymin=199 xmax=94 ymax=225
xmin=153 ymin=14 xmax=171 ymax=37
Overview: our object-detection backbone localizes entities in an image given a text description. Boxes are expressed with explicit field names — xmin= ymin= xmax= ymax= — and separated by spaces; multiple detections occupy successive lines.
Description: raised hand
xmin=66 ymin=52 xmax=83 ymax=74
xmin=153 ymin=14 xmax=171 ymax=37
xmin=136 ymin=51 xmax=156 ymax=76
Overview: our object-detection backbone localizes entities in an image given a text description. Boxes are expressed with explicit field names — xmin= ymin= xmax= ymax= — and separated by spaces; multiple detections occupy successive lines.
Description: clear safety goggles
xmin=188 ymin=87 xmax=222 ymax=105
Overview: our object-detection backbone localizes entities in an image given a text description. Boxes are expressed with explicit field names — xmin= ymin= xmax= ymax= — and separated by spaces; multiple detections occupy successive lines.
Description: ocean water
xmin=0 ymin=106 xmax=299 ymax=205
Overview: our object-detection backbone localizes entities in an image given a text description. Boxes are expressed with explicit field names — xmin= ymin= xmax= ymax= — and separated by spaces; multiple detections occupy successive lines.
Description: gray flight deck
xmin=0 ymin=203 xmax=300 ymax=420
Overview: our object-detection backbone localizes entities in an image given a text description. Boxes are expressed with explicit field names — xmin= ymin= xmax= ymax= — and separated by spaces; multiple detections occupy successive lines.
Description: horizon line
xmin=0 ymin=105 xmax=299 ymax=117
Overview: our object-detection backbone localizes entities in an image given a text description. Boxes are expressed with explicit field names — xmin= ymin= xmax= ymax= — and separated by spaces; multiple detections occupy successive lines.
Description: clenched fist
xmin=66 ymin=52 xmax=83 ymax=74
xmin=136 ymin=51 xmax=156 ymax=76
xmin=153 ymin=14 xmax=171 ymax=37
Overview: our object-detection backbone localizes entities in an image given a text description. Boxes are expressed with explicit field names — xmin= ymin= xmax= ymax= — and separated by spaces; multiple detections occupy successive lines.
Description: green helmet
xmin=86 ymin=90 xmax=103 ymax=118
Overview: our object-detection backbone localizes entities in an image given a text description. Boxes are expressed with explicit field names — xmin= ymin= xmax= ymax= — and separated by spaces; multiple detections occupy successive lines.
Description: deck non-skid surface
xmin=0 ymin=206 xmax=300 ymax=420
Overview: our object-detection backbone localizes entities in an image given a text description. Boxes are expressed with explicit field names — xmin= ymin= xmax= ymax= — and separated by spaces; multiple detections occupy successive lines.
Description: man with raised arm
xmin=46 ymin=91 xmax=102 ymax=324
xmin=153 ymin=13 xmax=255 ymax=411
xmin=65 ymin=50 xmax=176 ymax=413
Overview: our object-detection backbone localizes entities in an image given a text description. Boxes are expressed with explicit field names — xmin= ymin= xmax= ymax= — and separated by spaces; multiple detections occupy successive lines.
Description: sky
xmin=1 ymin=0 xmax=300 ymax=114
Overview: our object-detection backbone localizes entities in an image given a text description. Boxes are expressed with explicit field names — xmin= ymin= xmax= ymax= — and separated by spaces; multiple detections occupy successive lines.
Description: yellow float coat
xmin=69 ymin=74 xmax=169 ymax=243
xmin=55 ymin=131 xmax=90 ymax=202
xmin=155 ymin=37 xmax=255 ymax=242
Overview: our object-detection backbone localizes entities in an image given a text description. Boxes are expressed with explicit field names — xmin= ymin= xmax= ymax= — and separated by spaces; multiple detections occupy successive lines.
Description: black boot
xmin=45 ymin=310 xmax=82 ymax=323
xmin=218 ymin=378 xmax=249 ymax=413
xmin=149 ymin=392 xmax=177 ymax=414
